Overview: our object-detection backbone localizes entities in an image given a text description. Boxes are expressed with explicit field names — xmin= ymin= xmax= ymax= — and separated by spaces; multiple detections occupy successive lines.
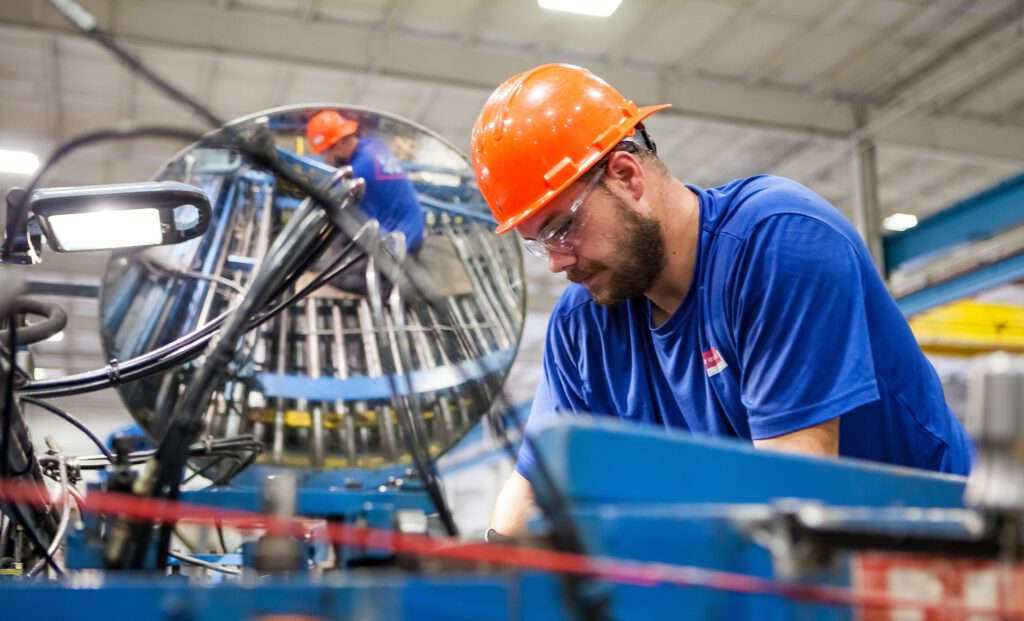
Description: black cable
xmin=215 ymin=520 xmax=228 ymax=555
xmin=18 ymin=218 xmax=349 ymax=399
xmin=0 ymin=298 xmax=67 ymax=347
xmin=19 ymin=396 xmax=115 ymax=462
xmin=182 ymin=455 xmax=237 ymax=485
xmin=49 ymin=0 xmax=225 ymax=130
xmin=39 ymin=437 xmax=264 ymax=470
xmin=0 ymin=343 xmax=32 ymax=386
xmin=0 ymin=350 xmax=63 ymax=575
xmin=1 ymin=313 xmax=16 ymax=479
xmin=0 ymin=500 xmax=63 ymax=576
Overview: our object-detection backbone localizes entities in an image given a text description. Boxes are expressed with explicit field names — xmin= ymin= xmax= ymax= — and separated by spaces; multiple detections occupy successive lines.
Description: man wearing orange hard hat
xmin=307 ymin=110 xmax=425 ymax=256
xmin=471 ymin=64 xmax=972 ymax=537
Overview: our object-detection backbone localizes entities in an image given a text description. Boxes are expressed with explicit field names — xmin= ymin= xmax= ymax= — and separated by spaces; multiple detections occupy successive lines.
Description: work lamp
xmin=28 ymin=181 xmax=211 ymax=252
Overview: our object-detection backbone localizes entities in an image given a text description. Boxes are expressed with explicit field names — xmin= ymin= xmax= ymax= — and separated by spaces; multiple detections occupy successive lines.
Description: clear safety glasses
xmin=521 ymin=166 xmax=605 ymax=260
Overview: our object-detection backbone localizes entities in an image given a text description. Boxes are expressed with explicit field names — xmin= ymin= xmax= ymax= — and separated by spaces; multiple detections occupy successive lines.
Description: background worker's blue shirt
xmin=517 ymin=175 xmax=973 ymax=480
xmin=350 ymin=135 xmax=425 ymax=252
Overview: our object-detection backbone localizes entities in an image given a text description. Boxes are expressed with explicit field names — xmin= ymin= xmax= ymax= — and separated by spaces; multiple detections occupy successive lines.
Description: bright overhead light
xmin=0 ymin=149 xmax=40 ymax=175
xmin=46 ymin=208 xmax=164 ymax=251
xmin=539 ymin=0 xmax=623 ymax=17
xmin=46 ymin=331 xmax=65 ymax=343
xmin=882 ymin=213 xmax=919 ymax=232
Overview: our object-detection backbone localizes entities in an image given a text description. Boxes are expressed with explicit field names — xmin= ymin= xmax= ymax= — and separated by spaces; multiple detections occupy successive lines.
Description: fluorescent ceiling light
xmin=46 ymin=208 xmax=164 ymax=251
xmin=539 ymin=0 xmax=622 ymax=17
xmin=0 ymin=148 xmax=40 ymax=175
xmin=882 ymin=213 xmax=919 ymax=232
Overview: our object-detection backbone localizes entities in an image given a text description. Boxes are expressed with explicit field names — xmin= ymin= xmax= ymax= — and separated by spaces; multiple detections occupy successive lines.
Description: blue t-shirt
xmin=518 ymin=175 xmax=973 ymax=479
xmin=350 ymin=135 xmax=425 ymax=252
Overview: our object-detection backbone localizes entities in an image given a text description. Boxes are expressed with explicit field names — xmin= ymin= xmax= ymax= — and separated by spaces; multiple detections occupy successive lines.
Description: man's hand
xmin=753 ymin=417 xmax=839 ymax=457
xmin=489 ymin=470 xmax=536 ymax=537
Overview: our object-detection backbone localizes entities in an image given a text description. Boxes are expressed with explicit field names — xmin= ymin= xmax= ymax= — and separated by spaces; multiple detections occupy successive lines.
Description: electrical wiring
xmin=215 ymin=520 xmax=229 ymax=555
xmin=0 ymin=350 xmax=61 ymax=575
xmin=19 ymin=397 xmax=114 ymax=462
xmin=36 ymin=436 xmax=263 ymax=471
xmin=142 ymin=258 xmax=247 ymax=297
xmin=27 ymin=446 xmax=71 ymax=577
xmin=17 ymin=217 xmax=359 ymax=400
xmin=2 ymin=313 xmax=17 ymax=480
xmin=0 ymin=346 xmax=32 ymax=386
xmin=171 ymin=527 xmax=199 ymax=554
xmin=141 ymin=192 xmax=343 ymax=568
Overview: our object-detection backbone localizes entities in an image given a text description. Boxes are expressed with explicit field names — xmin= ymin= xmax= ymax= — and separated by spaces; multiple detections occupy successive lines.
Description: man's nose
xmin=546 ymin=247 xmax=576 ymax=274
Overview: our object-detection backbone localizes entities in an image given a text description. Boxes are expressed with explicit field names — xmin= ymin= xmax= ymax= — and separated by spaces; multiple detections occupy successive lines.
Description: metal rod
xmin=272 ymin=312 xmax=287 ymax=463
xmin=330 ymin=304 xmax=358 ymax=466
xmin=304 ymin=298 xmax=325 ymax=468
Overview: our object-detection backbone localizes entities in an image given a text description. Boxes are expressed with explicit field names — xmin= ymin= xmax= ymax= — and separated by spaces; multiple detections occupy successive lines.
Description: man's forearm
xmin=752 ymin=417 xmax=840 ymax=456
xmin=490 ymin=470 xmax=536 ymax=536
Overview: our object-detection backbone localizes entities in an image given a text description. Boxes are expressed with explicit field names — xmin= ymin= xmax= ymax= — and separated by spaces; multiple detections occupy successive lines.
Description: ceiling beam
xmin=42 ymin=34 xmax=62 ymax=144
xmin=743 ymin=0 xmax=863 ymax=87
xmin=3 ymin=0 xmax=1024 ymax=162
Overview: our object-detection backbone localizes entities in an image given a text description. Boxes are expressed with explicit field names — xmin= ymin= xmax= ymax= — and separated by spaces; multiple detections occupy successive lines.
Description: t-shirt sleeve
xmin=729 ymin=214 xmax=880 ymax=440
xmin=514 ymin=310 xmax=588 ymax=481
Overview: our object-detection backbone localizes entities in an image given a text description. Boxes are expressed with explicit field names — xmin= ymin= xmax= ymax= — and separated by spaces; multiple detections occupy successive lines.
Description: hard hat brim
xmin=493 ymin=103 xmax=672 ymax=235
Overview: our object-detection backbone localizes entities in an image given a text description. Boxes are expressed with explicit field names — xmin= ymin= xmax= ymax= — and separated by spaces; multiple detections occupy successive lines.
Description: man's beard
xmin=567 ymin=197 xmax=667 ymax=307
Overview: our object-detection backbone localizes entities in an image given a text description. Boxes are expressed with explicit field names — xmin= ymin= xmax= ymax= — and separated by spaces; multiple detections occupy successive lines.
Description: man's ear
xmin=606 ymin=151 xmax=645 ymax=201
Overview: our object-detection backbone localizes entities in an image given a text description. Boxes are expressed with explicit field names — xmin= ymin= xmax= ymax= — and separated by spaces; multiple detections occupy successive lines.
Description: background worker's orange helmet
xmin=306 ymin=110 xmax=359 ymax=154
xmin=471 ymin=64 xmax=670 ymax=234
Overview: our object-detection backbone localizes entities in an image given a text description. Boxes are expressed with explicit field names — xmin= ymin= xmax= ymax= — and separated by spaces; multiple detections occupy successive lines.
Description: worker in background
xmin=471 ymin=64 xmax=974 ymax=537
xmin=306 ymin=110 xmax=425 ymax=293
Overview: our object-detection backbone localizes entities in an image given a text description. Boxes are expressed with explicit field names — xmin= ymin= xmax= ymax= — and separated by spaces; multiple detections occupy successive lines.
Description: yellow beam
xmin=910 ymin=300 xmax=1024 ymax=356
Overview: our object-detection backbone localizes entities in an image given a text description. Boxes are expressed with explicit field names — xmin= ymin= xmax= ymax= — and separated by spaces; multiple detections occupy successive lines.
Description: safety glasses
xmin=521 ymin=166 xmax=605 ymax=260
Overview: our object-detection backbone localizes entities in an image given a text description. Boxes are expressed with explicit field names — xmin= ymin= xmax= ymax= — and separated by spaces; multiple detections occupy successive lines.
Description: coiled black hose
xmin=0 ymin=298 xmax=68 ymax=346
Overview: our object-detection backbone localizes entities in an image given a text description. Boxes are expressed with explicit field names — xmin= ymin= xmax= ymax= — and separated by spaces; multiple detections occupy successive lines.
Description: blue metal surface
xmin=572 ymin=508 xmax=853 ymax=620
xmin=0 ymin=574 xmax=565 ymax=621
xmin=181 ymin=487 xmax=433 ymax=516
xmin=883 ymin=169 xmax=1024 ymax=273
xmin=5 ymin=419 xmax=977 ymax=619
xmin=532 ymin=418 xmax=966 ymax=509
xmin=256 ymin=349 xmax=515 ymax=401
xmin=417 ymin=194 xmax=496 ymax=225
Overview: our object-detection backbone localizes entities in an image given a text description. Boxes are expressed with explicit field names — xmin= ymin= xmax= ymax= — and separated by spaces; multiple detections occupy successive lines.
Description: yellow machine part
xmin=910 ymin=300 xmax=1024 ymax=356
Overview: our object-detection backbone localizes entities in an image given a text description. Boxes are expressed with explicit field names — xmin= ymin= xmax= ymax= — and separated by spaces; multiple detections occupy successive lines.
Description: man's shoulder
xmin=551 ymin=284 xmax=599 ymax=320
xmin=708 ymin=175 xmax=847 ymax=240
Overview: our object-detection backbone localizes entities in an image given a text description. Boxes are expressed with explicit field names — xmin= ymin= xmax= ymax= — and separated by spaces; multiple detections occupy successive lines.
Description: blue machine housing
xmin=2 ymin=419 xmax=972 ymax=620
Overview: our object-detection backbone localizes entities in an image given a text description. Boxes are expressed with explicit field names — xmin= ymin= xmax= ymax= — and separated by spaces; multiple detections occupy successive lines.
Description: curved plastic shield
xmin=99 ymin=105 xmax=525 ymax=476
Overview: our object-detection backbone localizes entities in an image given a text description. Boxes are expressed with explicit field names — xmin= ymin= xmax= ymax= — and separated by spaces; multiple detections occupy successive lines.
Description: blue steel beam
xmin=896 ymin=251 xmax=1024 ymax=316
xmin=883 ymin=170 xmax=1024 ymax=273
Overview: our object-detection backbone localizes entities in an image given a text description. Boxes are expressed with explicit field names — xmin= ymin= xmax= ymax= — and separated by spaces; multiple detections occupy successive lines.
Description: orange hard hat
xmin=471 ymin=64 xmax=670 ymax=234
xmin=306 ymin=110 xmax=359 ymax=154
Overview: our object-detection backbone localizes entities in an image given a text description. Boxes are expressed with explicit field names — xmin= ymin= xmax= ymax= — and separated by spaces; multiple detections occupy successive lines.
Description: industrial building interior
xmin=1 ymin=0 xmax=1024 ymax=618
